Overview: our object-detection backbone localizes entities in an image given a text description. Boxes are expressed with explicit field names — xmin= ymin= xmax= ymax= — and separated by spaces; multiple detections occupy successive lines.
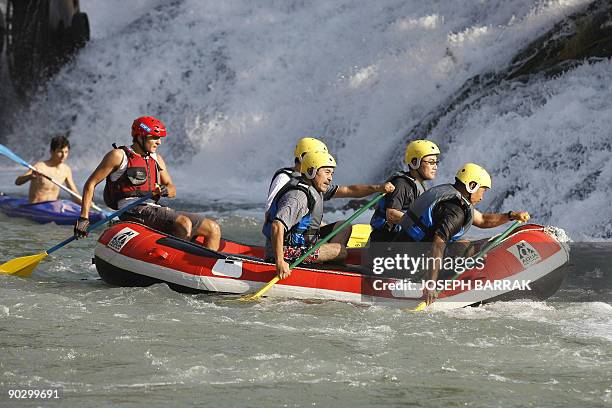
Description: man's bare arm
xmin=386 ymin=208 xmax=404 ymax=225
xmin=14 ymin=162 xmax=42 ymax=185
xmin=271 ymin=220 xmax=290 ymax=279
xmin=472 ymin=209 xmax=530 ymax=228
xmin=79 ymin=150 xmax=123 ymax=219
xmin=424 ymin=234 xmax=447 ymax=305
xmin=154 ymin=154 xmax=176 ymax=198
xmin=333 ymin=182 xmax=394 ymax=198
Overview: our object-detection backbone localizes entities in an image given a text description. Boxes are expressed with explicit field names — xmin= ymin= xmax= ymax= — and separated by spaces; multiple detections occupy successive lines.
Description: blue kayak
xmin=0 ymin=194 xmax=105 ymax=225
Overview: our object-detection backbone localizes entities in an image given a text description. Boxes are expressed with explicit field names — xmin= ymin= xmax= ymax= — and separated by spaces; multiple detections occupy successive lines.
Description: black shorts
xmin=369 ymin=228 xmax=398 ymax=243
xmin=119 ymin=205 xmax=207 ymax=236
xmin=318 ymin=223 xmax=335 ymax=237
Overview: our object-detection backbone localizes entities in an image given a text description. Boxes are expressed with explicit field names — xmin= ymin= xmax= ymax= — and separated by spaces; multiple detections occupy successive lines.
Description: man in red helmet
xmin=74 ymin=116 xmax=221 ymax=250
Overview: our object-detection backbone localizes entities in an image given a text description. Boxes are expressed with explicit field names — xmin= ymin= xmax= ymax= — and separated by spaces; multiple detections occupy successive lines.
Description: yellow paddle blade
xmin=347 ymin=223 xmax=372 ymax=248
xmin=411 ymin=301 xmax=427 ymax=312
xmin=240 ymin=276 xmax=280 ymax=301
xmin=0 ymin=252 xmax=48 ymax=277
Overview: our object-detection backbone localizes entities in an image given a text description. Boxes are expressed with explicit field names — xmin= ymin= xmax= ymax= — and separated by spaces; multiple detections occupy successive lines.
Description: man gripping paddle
xmin=394 ymin=163 xmax=530 ymax=305
xmin=263 ymin=150 xmax=394 ymax=279
xmin=369 ymin=139 xmax=440 ymax=242
xmin=14 ymin=135 xmax=82 ymax=204
xmin=74 ymin=116 xmax=221 ymax=250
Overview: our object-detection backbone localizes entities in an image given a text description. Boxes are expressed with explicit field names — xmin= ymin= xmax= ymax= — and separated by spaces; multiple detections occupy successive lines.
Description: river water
xmin=1 ymin=201 xmax=610 ymax=408
xmin=1 ymin=0 xmax=610 ymax=406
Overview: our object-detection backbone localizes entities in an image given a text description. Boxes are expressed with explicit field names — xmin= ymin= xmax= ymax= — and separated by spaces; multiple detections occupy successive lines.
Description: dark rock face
xmin=508 ymin=0 xmax=612 ymax=79
xmin=0 ymin=8 xmax=4 ymax=56
xmin=4 ymin=0 xmax=90 ymax=98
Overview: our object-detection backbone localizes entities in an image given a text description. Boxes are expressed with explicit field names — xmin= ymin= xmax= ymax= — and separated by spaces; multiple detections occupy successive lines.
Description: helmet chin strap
xmin=465 ymin=182 xmax=480 ymax=194
xmin=416 ymin=166 xmax=427 ymax=180
xmin=135 ymin=136 xmax=150 ymax=157
xmin=305 ymin=168 xmax=317 ymax=179
xmin=407 ymin=158 xmax=421 ymax=170
xmin=409 ymin=164 xmax=426 ymax=181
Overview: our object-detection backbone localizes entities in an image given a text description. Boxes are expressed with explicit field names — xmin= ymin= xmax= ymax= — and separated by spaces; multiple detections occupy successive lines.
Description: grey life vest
xmin=269 ymin=167 xmax=300 ymax=190
xmin=262 ymin=177 xmax=324 ymax=246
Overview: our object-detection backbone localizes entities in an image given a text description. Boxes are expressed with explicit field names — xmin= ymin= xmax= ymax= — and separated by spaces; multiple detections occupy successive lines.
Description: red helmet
xmin=131 ymin=116 xmax=167 ymax=138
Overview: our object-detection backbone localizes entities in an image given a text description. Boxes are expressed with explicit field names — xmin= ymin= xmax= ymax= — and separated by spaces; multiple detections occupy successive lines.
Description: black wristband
xmin=506 ymin=211 xmax=513 ymax=220
xmin=78 ymin=216 xmax=89 ymax=221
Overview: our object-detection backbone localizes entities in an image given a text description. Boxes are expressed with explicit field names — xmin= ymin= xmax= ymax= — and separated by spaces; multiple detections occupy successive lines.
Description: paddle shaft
xmin=246 ymin=193 xmax=386 ymax=300
xmin=27 ymin=163 xmax=100 ymax=209
xmin=438 ymin=221 xmax=522 ymax=283
xmin=47 ymin=194 xmax=153 ymax=254
xmin=472 ymin=221 xmax=521 ymax=261
xmin=0 ymin=143 xmax=105 ymax=213
xmin=289 ymin=194 xmax=385 ymax=268
xmin=412 ymin=221 xmax=522 ymax=311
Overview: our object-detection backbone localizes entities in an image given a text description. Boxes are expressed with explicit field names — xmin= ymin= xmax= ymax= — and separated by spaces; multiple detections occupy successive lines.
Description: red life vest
xmin=103 ymin=145 xmax=160 ymax=209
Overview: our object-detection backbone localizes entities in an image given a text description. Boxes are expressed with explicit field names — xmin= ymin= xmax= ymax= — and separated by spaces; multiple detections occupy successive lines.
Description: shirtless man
xmin=14 ymin=136 xmax=81 ymax=204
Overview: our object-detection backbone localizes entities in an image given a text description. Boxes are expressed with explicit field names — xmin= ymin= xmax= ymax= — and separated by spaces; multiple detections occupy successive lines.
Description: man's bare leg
xmin=173 ymin=215 xmax=192 ymax=240
xmin=194 ymin=218 xmax=221 ymax=251
xmin=315 ymin=242 xmax=347 ymax=263
xmin=325 ymin=221 xmax=353 ymax=246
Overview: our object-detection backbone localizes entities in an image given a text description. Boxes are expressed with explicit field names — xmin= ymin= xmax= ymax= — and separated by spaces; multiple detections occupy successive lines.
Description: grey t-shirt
xmin=273 ymin=190 xmax=311 ymax=233
xmin=264 ymin=183 xmax=337 ymax=259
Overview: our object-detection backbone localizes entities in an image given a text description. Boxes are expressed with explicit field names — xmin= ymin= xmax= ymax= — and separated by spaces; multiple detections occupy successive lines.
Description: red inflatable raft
xmin=93 ymin=222 xmax=570 ymax=310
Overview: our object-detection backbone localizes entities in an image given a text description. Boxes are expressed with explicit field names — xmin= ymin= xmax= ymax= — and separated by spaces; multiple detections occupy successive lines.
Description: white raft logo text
xmin=108 ymin=227 xmax=139 ymax=252
xmin=506 ymin=240 xmax=541 ymax=268
xmin=374 ymin=279 xmax=533 ymax=293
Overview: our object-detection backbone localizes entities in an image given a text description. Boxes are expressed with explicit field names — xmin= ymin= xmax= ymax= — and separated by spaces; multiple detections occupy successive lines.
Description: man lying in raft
xmin=73 ymin=116 xmax=221 ymax=250
xmin=394 ymin=163 xmax=530 ymax=305
xmin=369 ymin=139 xmax=440 ymax=243
xmin=14 ymin=135 xmax=82 ymax=204
xmin=264 ymin=150 xmax=395 ymax=279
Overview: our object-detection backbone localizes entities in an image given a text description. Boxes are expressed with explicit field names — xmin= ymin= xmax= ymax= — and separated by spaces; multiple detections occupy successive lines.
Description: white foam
xmin=3 ymin=0 xmax=603 ymax=238
xmin=433 ymin=60 xmax=612 ymax=239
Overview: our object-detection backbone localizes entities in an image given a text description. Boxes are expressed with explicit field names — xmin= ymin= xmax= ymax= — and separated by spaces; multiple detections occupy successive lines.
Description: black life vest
xmin=370 ymin=172 xmax=425 ymax=233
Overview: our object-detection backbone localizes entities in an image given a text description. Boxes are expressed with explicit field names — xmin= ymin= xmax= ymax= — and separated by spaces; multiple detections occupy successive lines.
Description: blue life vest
xmin=262 ymin=178 xmax=322 ymax=246
xmin=370 ymin=172 xmax=425 ymax=233
xmin=399 ymin=184 xmax=474 ymax=242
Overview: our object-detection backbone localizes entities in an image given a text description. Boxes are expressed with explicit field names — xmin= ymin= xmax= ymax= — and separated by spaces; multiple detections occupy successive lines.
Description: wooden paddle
xmin=0 ymin=143 xmax=107 ymax=214
xmin=411 ymin=221 xmax=522 ymax=311
xmin=0 ymin=194 xmax=153 ymax=277
xmin=240 ymin=193 xmax=385 ymax=301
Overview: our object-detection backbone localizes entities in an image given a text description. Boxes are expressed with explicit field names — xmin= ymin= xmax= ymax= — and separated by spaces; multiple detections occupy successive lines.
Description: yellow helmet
xmin=405 ymin=140 xmax=441 ymax=169
xmin=300 ymin=151 xmax=337 ymax=179
xmin=294 ymin=137 xmax=328 ymax=162
xmin=456 ymin=163 xmax=492 ymax=193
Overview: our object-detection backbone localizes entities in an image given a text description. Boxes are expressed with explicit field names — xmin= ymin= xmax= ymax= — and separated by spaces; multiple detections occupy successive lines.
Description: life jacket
xmin=103 ymin=145 xmax=161 ymax=210
xmin=399 ymin=184 xmax=474 ymax=242
xmin=262 ymin=178 xmax=323 ymax=247
xmin=268 ymin=167 xmax=299 ymax=189
xmin=265 ymin=167 xmax=302 ymax=212
xmin=370 ymin=172 xmax=425 ymax=233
